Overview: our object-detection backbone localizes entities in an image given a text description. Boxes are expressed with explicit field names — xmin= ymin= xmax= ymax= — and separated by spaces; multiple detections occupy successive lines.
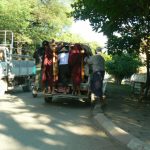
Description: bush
xmin=106 ymin=54 xmax=142 ymax=84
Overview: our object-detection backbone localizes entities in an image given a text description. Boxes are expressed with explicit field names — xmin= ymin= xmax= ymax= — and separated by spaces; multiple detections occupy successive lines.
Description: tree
xmin=71 ymin=0 xmax=150 ymax=98
xmin=0 ymin=0 xmax=72 ymax=48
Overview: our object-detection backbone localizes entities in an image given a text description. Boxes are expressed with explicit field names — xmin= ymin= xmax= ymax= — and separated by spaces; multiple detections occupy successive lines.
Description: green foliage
xmin=105 ymin=54 xmax=142 ymax=83
xmin=71 ymin=0 xmax=150 ymax=55
xmin=88 ymin=41 xmax=101 ymax=54
xmin=100 ymin=53 xmax=112 ymax=62
xmin=107 ymin=35 xmax=141 ymax=55
xmin=56 ymin=32 xmax=86 ymax=43
xmin=0 ymin=0 xmax=72 ymax=48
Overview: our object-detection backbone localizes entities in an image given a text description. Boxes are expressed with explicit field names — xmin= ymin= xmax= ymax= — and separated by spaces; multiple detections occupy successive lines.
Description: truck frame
xmin=0 ymin=30 xmax=36 ymax=94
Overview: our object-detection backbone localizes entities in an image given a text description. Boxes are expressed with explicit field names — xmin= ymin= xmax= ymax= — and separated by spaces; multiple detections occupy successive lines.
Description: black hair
xmin=42 ymin=40 xmax=49 ymax=47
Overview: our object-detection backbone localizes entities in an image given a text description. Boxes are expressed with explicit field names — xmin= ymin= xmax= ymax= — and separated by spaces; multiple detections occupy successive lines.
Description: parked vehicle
xmin=0 ymin=30 xmax=36 ymax=94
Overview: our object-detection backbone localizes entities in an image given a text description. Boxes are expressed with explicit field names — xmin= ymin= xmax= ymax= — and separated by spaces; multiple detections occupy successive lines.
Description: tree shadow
xmin=0 ymin=90 xmax=112 ymax=150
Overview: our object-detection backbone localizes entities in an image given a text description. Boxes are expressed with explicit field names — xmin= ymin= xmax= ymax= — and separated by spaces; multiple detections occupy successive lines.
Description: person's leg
xmin=42 ymin=70 xmax=46 ymax=94
xmin=77 ymin=85 xmax=81 ymax=95
xmin=42 ymin=81 xmax=46 ymax=94
xmin=98 ymin=71 xmax=106 ymax=105
xmin=72 ymin=84 xmax=76 ymax=95
xmin=47 ymin=83 xmax=52 ymax=93
xmin=61 ymin=65 xmax=68 ymax=94
xmin=64 ymin=65 xmax=69 ymax=94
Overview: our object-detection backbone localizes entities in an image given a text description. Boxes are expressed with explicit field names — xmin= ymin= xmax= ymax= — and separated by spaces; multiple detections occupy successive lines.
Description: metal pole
xmin=4 ymin=30 xmax=6 ymax=44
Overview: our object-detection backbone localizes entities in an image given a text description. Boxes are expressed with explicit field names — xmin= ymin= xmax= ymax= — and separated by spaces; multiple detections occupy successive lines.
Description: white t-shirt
xmin=58 ymin=52 xmax=69 ymax=65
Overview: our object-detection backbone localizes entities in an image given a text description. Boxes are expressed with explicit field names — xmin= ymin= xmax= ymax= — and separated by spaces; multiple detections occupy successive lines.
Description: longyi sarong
xmin=90 ymin=71 xmax=103 ymax=97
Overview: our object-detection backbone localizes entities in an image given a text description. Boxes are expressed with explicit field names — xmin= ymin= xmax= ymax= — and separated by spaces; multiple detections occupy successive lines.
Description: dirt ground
xmin=103 ymin=83 xmax=150 ymax=145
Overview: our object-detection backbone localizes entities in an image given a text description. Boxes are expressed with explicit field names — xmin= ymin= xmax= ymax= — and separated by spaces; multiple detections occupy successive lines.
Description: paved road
xmin=0 ymin=90 xmax=128 ymax=150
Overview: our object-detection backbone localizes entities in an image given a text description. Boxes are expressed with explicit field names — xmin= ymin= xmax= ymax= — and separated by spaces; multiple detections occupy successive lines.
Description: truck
xmin=38 ymin=42 xmax=108 ymax=105
xmin=0 ymin=30 xmax=36 ymax=94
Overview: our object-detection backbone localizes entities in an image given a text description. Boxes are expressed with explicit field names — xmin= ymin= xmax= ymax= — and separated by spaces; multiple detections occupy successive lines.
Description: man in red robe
xmin=42 ymin=41 xmax=53 ymax=94
xmin=68 ymin=44 xmax=82 ymax=95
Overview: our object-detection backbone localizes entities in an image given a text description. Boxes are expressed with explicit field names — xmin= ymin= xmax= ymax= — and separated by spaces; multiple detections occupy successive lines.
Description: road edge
xmin=92 ymin=105 xmax=150 ymax=150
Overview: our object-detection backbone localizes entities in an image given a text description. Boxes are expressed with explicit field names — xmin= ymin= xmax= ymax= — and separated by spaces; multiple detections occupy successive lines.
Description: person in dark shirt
xmin=33 ymin=40 xmax=48 ymax=91
xmin=41 ymin=40 xmax=54 ymax=94
xmin=85 ymin=47 xmax=105 ymax=106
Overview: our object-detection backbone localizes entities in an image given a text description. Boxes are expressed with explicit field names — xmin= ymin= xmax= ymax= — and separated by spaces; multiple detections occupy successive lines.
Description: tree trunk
xmin=141 ymin=37 xmax=150 ymax=100
xmin=144 ymin=48 xmax=150 ymax=99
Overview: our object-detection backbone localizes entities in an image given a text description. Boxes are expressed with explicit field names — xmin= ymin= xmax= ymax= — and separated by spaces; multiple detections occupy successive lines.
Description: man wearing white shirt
xmin=58 ymin=46 xmax=69 ymax=94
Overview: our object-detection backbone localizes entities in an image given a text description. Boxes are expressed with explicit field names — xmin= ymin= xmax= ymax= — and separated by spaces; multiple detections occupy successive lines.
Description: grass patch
xmin=106 ymin=82 xmax=132 ymax=96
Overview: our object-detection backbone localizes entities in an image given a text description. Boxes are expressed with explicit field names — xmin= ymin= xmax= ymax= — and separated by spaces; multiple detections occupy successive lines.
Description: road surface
xmin=0 ymin=90 xmax=128 ymax=150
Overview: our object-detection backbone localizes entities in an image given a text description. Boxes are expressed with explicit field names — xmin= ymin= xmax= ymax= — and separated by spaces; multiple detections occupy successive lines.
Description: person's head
xmin=70 ymin=44 xmax=74 ymax=50
xmin=74 ymin=43 xmax=82 ymax=51
xmin=42 ymin=40 xmax=49 ymax=47
xmin=95 ymin=47 xmax=102 ymax=54
xmin=42 ymin=40 xmax=49 ymax=51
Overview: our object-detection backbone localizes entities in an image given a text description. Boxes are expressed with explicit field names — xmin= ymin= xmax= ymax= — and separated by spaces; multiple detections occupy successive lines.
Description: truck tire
xmin=22 ymin=85 xmax=31 ymax=92
xmin=22 ymin=79 xmax=31 ymax=92
xmin=85 ymin=93 xmax=91 ymax=106
xmin=0 ymin=80 xmax=7 ymax=95
xmin=85 ymin=98 xmax=91 ymax=106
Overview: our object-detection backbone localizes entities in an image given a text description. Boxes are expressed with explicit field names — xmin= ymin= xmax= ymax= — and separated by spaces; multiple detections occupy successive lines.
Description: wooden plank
xmin=44 ymin=93 xmax=88 ymax=99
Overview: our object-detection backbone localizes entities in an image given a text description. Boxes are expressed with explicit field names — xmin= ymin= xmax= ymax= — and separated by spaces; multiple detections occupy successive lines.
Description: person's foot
xmin=64 ymin=90 xmax=67 ymax=94
xmin=43 ymin=89 xmax=46 ymax=94
xmin=52 ymin=90 xmax=56 ymax=94
xmin=72 ymin=91 xmax=75 ymax=95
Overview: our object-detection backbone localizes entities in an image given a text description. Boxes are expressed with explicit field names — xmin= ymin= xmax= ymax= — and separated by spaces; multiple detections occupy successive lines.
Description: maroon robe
xmin=68 ymin=44 xmax=82 ymax=86
xmin=42 ymin=47 xmax=53 ymax=87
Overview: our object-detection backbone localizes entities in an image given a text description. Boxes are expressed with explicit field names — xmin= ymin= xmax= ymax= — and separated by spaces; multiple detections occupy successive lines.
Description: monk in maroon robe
xmin=68 ymin=44 xmax=82 ymax=95
xmin=42 ymin=41 xmax=53 ymax=93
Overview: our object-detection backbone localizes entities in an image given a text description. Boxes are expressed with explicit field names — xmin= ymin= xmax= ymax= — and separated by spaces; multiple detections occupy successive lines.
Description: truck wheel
xmin=22 ymin=80 xmax=31 ymax=92
xmin=0 ymin=80 xmax=7 ymax=95
xmin=85 ymin=99 xmax=91 ymax=106
xmin=22 ymin=79 xmax=32 ymax=92
xmin=22 ymin=86 xmax=30 ymax=92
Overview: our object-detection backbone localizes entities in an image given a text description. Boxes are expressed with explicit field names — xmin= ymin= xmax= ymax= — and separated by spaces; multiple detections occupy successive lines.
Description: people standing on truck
xmin=57 ymin=41 xmax=64 ymax=52
xmin=42 ymin=40 xmax=53 ymax=94
xmin=68 ymin=43 xmax=82 ymax=95
xmin=49 ymin=39 xmax=58 ymax=94
xmin=58 ymin=44 xmax=69 ymax=94
xmin=85 ymin=47 xmax=105 ymax=104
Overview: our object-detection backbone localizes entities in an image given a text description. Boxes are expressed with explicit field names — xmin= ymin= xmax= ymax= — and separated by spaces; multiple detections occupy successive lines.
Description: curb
xmin=92 ymin=105 xmax=150 ymax=150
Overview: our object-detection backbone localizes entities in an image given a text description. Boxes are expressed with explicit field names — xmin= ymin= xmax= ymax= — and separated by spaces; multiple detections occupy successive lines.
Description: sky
xmin=70 ymin=20 xmax=108 ymax=47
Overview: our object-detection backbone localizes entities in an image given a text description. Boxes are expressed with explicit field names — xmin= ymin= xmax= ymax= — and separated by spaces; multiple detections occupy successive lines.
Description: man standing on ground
xmin=33 ymin=41 xmax=47 ymax=93
xmin=85 ymin=47 xmax=105 ymax=105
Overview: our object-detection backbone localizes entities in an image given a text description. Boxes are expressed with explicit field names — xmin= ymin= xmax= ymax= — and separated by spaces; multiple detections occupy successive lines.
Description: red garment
xmin=68 ymin=44 xmax=82 ymax=86
xmin=42 ymin=48 xmax=53 ymax=86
